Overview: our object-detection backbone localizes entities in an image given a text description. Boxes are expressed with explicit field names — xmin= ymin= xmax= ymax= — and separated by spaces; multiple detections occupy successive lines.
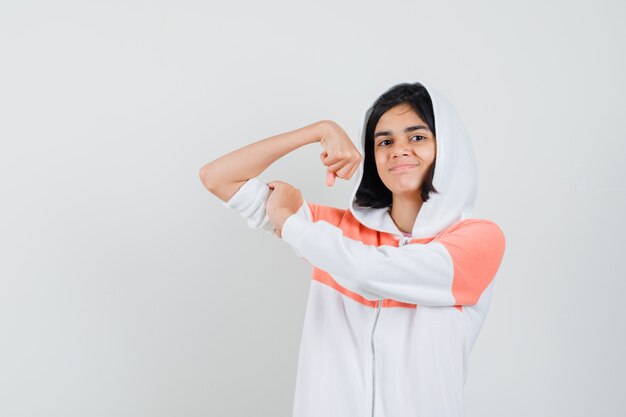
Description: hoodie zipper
xmin=371 ymin=299 xmax=383 ymax=417
xmin=371 ymin=236 xmax=408 ymax=417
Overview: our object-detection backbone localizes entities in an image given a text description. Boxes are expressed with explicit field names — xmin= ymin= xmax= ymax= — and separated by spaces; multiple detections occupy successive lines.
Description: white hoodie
xmin=222 ymin=81 xmax=506 ymax=417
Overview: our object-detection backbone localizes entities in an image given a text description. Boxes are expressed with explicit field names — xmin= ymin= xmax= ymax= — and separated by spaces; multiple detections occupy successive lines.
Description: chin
xmin=387 ymin=186 xmax=423 ymax=197
xmin=384 ymin=179 xmax=423 ymax=193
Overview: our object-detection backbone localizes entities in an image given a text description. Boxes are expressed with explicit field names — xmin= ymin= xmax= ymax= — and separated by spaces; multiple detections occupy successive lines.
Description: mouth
xmin=389 ymin=164 xmax=418 ymax=172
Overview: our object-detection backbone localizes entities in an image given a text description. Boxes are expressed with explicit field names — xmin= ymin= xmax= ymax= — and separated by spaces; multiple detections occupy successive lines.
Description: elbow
xmin=198 ymin=164 xmax=217 ymax=191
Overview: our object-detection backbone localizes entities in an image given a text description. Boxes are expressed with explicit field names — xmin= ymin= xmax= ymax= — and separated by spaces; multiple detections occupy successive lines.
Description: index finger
xmin=326 ymin=170 xmax=336 ymax=187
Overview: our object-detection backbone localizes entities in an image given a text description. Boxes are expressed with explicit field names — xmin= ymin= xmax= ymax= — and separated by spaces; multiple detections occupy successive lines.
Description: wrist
xmin=314 ymin=120 xmax=334 ymax=145
xmin=278 ymin=208 xmax=296 ymax=228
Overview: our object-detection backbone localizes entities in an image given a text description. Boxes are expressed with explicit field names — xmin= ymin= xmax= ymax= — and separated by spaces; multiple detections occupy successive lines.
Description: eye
xmin=377 ymin=136 xmax=426 ymax=147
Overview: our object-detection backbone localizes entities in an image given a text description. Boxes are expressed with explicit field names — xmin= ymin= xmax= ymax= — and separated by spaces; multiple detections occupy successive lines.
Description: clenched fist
xmin=318 ymin=120 xmax=362 ymax=187
xmin=266 ymin=180 xmax=303 ymax=238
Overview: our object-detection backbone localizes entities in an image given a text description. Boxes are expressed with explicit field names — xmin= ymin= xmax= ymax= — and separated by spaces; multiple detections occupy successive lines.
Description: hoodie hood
xmin=348 ymin=81 xmax=478 ymax=239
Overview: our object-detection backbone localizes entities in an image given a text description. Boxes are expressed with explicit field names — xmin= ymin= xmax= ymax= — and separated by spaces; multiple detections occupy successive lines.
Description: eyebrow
xmin=374 ymin=125 xmax=431 ymax=139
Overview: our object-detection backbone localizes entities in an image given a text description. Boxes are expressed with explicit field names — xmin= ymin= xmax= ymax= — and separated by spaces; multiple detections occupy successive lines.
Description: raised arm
xmin=199 ymin=119 xmax=363 ymax=201
xmin=198 ymin=121 xmax=326 ymax=203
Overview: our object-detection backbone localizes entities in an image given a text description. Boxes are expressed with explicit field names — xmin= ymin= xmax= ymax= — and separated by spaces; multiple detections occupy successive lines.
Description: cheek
xmin=374 ymin=155 xmax=387 ymax=173
xmin=429 ymin=150 xmax=437 ymax=164
xmin=419 ymin=144 xmax=436 ymax=165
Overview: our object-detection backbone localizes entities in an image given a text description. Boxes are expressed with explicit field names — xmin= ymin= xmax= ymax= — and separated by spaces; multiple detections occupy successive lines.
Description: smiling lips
xmin=390 ymin=164 xmax=418 ymax=172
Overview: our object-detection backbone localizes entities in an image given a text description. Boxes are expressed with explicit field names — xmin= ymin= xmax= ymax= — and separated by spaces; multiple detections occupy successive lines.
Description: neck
xmin=388 ymin=192 xmax=423 ymax=235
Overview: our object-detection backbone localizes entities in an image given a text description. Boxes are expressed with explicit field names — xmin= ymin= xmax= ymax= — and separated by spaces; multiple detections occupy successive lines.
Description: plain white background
xmin=1 ymin=0 xmax=624 ymax=416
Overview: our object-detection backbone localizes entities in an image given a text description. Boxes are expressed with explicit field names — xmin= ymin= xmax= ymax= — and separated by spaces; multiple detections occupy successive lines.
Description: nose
xmin=391 ymin=142 xmax=411 ymax=158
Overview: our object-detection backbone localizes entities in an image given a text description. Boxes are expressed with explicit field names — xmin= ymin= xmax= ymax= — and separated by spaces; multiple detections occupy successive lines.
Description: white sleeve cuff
xmin=281 ymin=212 xmax=314 ymax=247
xmin=222 ymin=177 xmax=275 ymax=233
xmin=223 ymin=177 xmax=263 ymax=211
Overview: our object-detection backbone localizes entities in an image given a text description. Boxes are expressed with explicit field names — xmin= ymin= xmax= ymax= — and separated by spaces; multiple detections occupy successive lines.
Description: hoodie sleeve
xmin=222 ymin=176 xmax=313 ymax=239
xmin=280 ymin=214 xmax=505 ymax=307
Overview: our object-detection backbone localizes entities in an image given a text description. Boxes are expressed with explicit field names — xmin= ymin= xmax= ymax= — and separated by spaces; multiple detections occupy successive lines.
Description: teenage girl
xmin=200 ymin=81 xmax=506 ymax=417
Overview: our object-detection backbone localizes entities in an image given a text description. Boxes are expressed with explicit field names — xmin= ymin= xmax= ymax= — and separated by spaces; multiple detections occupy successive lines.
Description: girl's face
xmin=373 ymin=103 xmax=436 ymax=200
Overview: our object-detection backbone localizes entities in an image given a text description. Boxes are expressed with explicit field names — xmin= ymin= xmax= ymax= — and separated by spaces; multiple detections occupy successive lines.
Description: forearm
xmin=281 ymin=215 xmax=457 ymax=305
xmin=281 ymin=215 xmax=506 ymax=306
xmin=199 ymin=121 xmax=326 ymax=189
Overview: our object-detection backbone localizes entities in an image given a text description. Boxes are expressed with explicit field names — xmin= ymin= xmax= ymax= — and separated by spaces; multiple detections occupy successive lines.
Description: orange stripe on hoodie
xmin=293 ymin=201 xmax=505 ymax=311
